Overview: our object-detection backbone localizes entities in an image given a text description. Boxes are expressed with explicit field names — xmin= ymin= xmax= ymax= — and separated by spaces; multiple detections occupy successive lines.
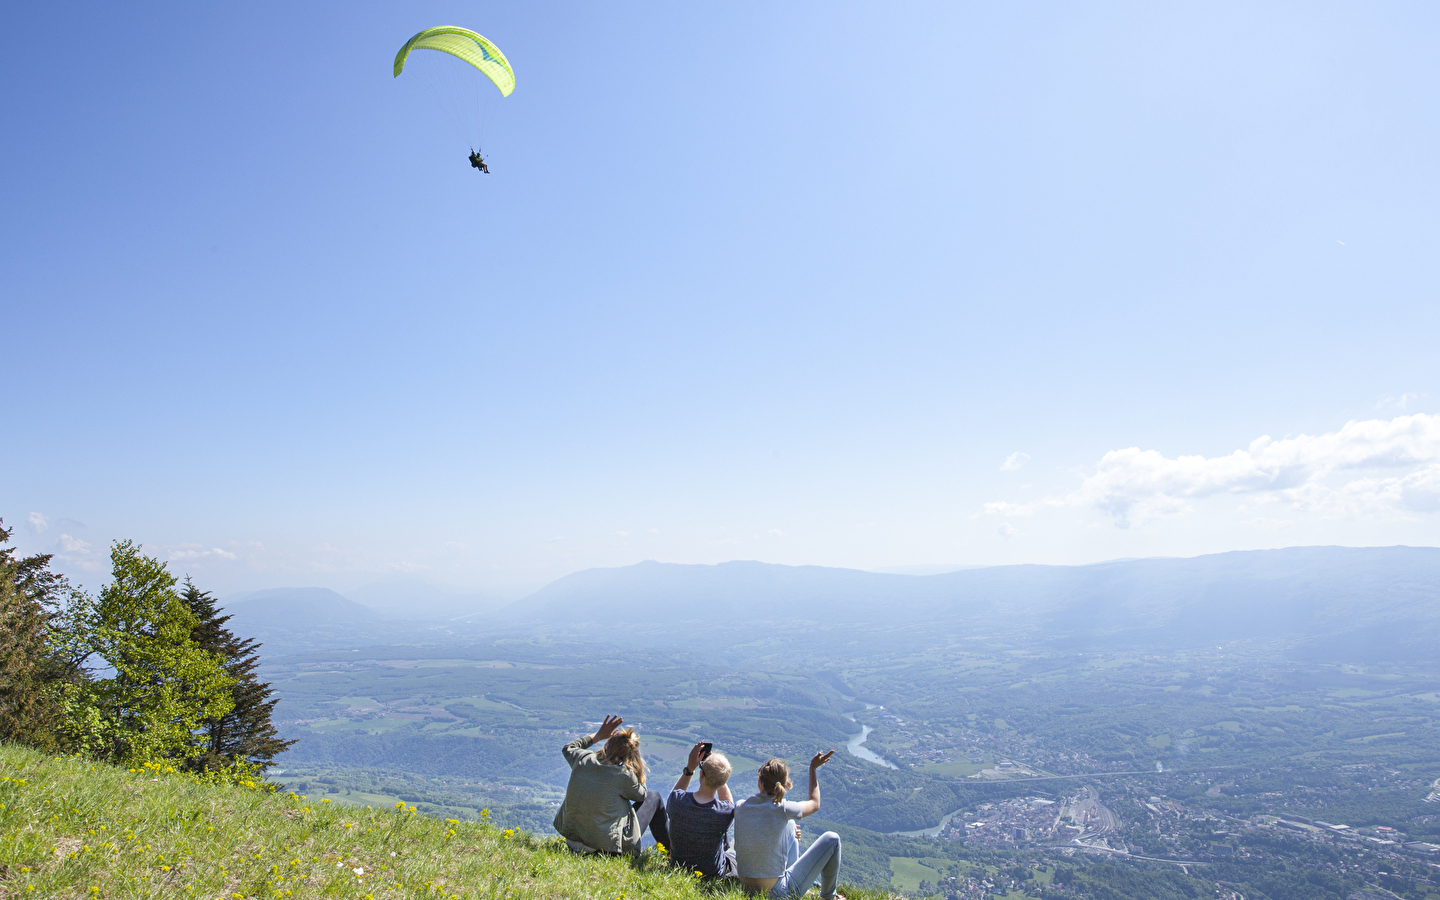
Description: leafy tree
xmin=0 ymin=520 xmax=85 ymax=751
xmin=0 ymin=569 xmax=57 ymax=747
xmin=180 ymin=578 xmax=293 ymax=773
xmin=66 ymin=541 xmax=234 ymax=764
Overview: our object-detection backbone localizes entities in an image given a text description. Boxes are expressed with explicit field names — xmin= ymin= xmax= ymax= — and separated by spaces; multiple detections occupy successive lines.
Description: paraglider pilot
xmin=469 ymin=150 xmax=490 ymax=174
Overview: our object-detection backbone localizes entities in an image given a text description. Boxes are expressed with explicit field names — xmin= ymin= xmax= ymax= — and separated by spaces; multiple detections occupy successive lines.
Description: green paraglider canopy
xmin=393 ymin=26 xmax=514 ymax=97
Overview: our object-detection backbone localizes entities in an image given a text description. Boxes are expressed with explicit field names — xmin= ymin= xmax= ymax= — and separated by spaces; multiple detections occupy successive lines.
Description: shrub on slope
xmin=0 ymin=744 xmax=890 ymax=900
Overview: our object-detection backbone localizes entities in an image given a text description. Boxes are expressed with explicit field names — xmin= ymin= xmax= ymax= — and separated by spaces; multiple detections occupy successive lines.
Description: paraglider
xmin=394 ymin=26 xmax=513 ymax=173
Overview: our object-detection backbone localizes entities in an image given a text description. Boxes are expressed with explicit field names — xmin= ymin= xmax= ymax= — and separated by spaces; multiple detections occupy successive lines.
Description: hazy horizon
xmin=193 ymin=541 xmax=1440 ymax=605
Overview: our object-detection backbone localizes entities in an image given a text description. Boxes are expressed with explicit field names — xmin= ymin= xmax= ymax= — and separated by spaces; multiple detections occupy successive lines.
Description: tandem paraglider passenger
xmin=393 ymin=26 xmax=515 ymax=169
xmin=554 ymin=714 xmax=671 ymax=857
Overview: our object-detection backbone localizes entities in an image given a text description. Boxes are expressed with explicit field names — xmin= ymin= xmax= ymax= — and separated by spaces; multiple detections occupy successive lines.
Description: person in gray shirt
xmin=552 ymin=715 xmax=670 ymax=856
xmin=734 ymin=750 xmax=844 ymax=900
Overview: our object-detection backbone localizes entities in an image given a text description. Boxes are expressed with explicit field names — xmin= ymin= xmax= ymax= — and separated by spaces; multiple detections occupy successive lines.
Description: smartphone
xmin=699 ymin=742 xmax=713 ymax=760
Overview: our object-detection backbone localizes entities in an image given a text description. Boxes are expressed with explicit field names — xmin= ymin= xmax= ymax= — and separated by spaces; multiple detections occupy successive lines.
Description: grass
xmin=885 ymin=858 xmax=940 ymax=892
xmin=0 ymin=744 xmax=894 ymax=900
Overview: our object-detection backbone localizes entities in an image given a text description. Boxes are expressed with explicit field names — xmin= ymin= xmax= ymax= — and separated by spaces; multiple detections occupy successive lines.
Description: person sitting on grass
xmin=553 ymin=714 xmax=671 ymax=856
xmin=734 ymin=751 xmax=844 ymax=900
xmin=666 ymin=742 xmax=737 ymax=879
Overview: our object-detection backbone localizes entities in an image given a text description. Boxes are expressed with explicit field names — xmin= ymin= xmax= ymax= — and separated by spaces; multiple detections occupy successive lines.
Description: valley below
xmin=241 ymin=548 xmax=1440 ymax=898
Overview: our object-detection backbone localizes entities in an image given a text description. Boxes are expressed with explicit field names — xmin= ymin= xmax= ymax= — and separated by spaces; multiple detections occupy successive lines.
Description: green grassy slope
xmin=0 ymin=745 xmax=891 ymax=900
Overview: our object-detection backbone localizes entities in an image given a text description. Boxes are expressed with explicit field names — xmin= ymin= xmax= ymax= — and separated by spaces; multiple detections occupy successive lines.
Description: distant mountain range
xmin=221 ymin=579 xmax=504 ymax=655
xmin=220 ymin=546 xmax=1440 ymax=664
xmin=496 ymin=546 xmax=1440 ymax=663
xmin=343 ymin=575 xmax=508 ymax=622
xmin=225 ymin=587 xmax=378 ymax=629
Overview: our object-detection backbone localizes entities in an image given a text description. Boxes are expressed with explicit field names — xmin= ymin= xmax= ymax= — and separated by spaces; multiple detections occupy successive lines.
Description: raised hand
xmin=687 ymin=741 xmax=708 ymax=772
xmin=809 ymin=750 xmax=836 ymax=770
xmin=594 ymin=714 xmax=624 ymax=741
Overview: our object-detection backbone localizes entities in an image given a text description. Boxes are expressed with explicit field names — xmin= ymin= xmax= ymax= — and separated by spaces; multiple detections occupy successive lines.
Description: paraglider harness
xmin=468 ymin=149 xmax=490 ymax=174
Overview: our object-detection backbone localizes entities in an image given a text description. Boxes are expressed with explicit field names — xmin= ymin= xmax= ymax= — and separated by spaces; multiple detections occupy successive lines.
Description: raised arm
xmin=796 ymin=750 xmax=834 ymax=818
xmin=591 ymin=714 xmax=623 ymax=745
xmin=563 ymin=714 xmax=624 ymax=766
xmin=671 ymin=741 xmax=707 ymax=793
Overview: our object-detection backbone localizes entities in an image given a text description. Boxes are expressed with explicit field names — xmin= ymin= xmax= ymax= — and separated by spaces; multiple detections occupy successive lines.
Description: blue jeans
xmin=772 ymin=831 xmax=841 ymax=899
xmin=633 ymin=790 xmax=671 ymax=853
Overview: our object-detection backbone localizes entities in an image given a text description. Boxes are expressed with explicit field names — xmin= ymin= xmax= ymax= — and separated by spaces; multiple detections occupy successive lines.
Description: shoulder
xmin=782 ymin=800 xmax=805 ymax=817
xmin=668 ymin=789 xmax=689 ymax=805
xmin=613 ymin=764 xmax=642 ymax=787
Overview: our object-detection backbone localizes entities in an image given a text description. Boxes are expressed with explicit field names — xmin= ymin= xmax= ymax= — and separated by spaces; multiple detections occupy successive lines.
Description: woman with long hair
xmin=553 ymin=714 xmax=671 ymax=855
xmin=733 ymin=750 xmax=844 ymax=899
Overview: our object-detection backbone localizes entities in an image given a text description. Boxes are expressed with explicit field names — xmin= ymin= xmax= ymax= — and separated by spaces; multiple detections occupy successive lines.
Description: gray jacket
xmin=552 ymin=735 xmax=648 ymax=854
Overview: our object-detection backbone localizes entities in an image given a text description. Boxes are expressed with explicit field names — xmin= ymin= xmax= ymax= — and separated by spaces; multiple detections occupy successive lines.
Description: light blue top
xmin=733 ymin=793 xmax=804 ymax=878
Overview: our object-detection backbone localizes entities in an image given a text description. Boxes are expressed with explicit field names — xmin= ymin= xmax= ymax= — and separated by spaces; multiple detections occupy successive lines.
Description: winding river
xmin=842 ymin=702 xmax=897 ymax=769
xmin=840 ymin=698 xmax=956 ymax=834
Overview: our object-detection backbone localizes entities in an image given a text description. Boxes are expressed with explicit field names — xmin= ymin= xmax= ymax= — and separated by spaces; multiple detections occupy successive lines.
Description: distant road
xmin=1066 ymin=842 xmax=1207 ymax=872
xmin=967 ymin=766 xmax=1235 ymax=785
xmin=973 ymin=769 xmax=1166 ymax=784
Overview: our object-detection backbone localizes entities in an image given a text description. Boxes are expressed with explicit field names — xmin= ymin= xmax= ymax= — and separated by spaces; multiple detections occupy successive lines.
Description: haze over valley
xmin=215 ymin=546 xmax=1440 ymax=896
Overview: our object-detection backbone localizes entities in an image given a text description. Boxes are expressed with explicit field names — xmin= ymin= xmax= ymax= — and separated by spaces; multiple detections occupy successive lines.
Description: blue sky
xmin=5 ymin=2 xmax=1440 ymax=596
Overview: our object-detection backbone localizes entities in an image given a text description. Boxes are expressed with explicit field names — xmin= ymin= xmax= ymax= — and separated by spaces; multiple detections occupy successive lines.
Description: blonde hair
xmin=699 ymin=751 xmax=731 ymax=790
xmin=757 ymin=758 xmax=792 ymax=804
xmin=601 ymin=728 xmax=647 ymax=785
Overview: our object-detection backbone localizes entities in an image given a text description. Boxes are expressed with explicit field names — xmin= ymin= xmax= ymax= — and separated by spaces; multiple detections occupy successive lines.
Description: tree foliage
xmin=65 ymin=541 xmax=235 ymax=765
xmin=0 ymin=568 xmax=57 ymax=746
xmin=0 ymin=521 xmax=83 ymax=751
xmin=181 ymin=578 xmax=294 ymax=774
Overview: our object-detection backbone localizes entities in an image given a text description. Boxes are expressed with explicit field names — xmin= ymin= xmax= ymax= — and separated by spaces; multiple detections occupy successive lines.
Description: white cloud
xmin=27 ymin=512 xmax=48 ymax=533
xmin=166 ymin=545 xmax=238 ymax=562
xmin=53 ymin=533 xmax=104 ymax=572
xmin=996 ymin=523 xmax=1019 ymax=539
xmin=983 ymin=501 xmax=1036 ymax=517
xmin=983 ymin=413 xmax=1440 ymax=528
xmin=1377 ymin=392 xmax=1425 ymax=411
xmin=1241 ymin=517 xmax=1295 ymax=531
xmin=1001 ymin=452 xmax=1030 ymax=472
